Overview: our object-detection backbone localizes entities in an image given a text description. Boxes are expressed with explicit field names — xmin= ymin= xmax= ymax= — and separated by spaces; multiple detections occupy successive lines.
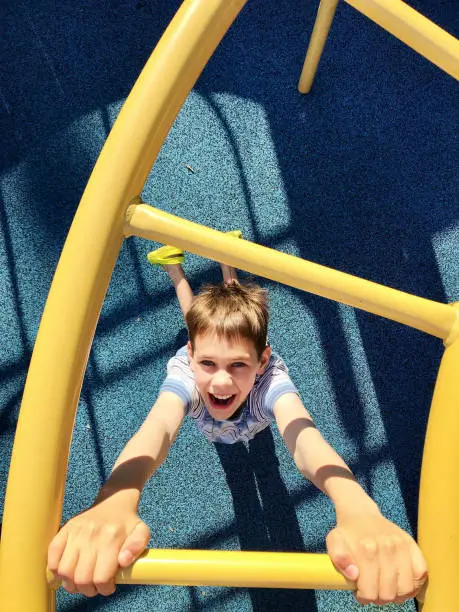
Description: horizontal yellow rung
xmin=125 ymin=201 xmax=458 ymax=342
xmin=48 ymin=549 xmax=354 ymax=590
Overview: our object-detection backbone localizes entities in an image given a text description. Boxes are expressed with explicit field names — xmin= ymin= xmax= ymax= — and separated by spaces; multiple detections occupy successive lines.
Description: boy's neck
xmin=225 ymin=402 xmax=245 ymax=421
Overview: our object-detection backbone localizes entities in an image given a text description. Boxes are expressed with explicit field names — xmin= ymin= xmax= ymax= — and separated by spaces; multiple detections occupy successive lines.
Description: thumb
xmin=326 ymin=528 xmax=359 ymax=582
xmin=118 ymin=521 xmax=150 ymax=567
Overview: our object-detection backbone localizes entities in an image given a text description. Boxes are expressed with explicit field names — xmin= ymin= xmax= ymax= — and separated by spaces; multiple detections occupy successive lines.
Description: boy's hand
xmin=326 ymin=510 xmax=427 ymax=605
xmin=47 ymin=498 xmax=150 ymax=597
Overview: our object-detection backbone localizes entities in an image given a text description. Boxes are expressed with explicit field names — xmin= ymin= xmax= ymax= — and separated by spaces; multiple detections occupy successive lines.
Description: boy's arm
xmin=47 ymin=391 xmax=185 ymax=598
xmin=95 ymin=391 xmax=185 ymax=505
xmin=273 ymin=393 xmax=427 ymax=605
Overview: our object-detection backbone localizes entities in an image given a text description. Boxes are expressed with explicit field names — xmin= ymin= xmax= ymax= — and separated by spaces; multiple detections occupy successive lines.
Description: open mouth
xmin=208 ymin=393 xmax=236 ymax=409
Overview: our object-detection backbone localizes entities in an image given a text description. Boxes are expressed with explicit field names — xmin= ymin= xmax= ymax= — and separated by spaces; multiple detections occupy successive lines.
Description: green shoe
xmin=147 ymin=245 xmax=184 ymax=266
xmin=226 ymin=230 xmax=243 ymax=239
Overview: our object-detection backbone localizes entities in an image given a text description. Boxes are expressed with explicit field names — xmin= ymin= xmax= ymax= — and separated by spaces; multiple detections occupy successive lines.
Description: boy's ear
xmin=257 ymin=345 xmax=272 ymax=374
xmin=187 ymin=341 xmax=194 ymax=366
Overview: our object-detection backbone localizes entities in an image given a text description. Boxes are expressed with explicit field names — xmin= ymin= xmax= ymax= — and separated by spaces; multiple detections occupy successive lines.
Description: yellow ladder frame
xmin=298 ymin=0 xmax=459 ymax=93
xmin=0 ymin=1 xmax=458 ymax=610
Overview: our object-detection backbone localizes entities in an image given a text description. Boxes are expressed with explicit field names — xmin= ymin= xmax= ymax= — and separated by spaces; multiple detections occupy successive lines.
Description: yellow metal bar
xmin=0 ymin=2 xmax=247 ymax=611
xmin=417 ymin=327 xmax=459 ymax=612
xmin=346 ymin=0 xmax=459 ymax=80
xmin=48 ymin=549 xmax=354 ymax=591
xmin=299 ymin=0 xmax=459 ymax=93
xmin=298 ymin=0 xmax=339 ymax=94
xmin=125 ymin=202 xmax=458 ymax=343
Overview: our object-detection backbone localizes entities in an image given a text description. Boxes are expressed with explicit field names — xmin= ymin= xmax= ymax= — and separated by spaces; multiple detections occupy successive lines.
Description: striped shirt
xmin=160 ymin=346 xmax=298 ymax=444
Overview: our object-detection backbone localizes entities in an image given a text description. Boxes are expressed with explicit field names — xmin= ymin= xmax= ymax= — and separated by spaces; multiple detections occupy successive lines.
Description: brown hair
xmin=186 ymin=281 xmax=269 ymax=358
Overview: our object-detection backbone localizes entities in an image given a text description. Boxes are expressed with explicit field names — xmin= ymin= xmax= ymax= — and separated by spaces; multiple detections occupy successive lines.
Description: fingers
xmin=378 ymin=535 xmax=406 ymax=605
xmin=48 ymin=517 xmax=146 ymax=597
xmin=118 ymin=521 xmax=150 ymax=567
xmin=54 ymin=527 xmax=82 ymax=595
xmin=54 ymin=523 xmax=100 ymax=597
xmin=48 ymin=522 xmax=79 ymax=594
xmin=358 ymin=536 xmax=427 ymax=605
xmin=71 ymin=546 xmax=99 ymax=598
xmin=328 ymin=526 xmax=428 ymax=606
xmin=77 ymin=524 xmax=128 ymax=597
xmin=378 ymin=534 xmax=428 ymax=605
xmin=92 ymin=530 xmax=124 ymax=597
xmin=47 ymin=525 xmax=69 ymax=576
xmin=353 ymin=538 xmax=380 ymax=605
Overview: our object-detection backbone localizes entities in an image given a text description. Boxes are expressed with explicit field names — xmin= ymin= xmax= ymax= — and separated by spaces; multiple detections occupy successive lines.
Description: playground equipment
xmin=0 ymin=0 xmax=458 ymax=610
xmin=299 ymin=0 xmax=459 ymax=93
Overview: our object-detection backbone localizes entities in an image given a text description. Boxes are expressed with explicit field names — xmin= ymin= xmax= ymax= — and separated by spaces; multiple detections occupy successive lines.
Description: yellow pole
xmin=125 ymin=202 xmax=459 ymax=343
xmin=48 ymin=549 xmax=354 ymax=591
xmin=417 ymin=326 xmax=459 ymax=611
xmin=298 ymin=0 xmax=340 ymax=93
xmin=0 ymin=1 xmax=247 ymax=611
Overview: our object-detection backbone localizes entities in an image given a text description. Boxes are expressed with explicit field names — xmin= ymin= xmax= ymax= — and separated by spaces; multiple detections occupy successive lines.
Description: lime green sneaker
xmin=147 ymin=245 xmax=184 ymax=266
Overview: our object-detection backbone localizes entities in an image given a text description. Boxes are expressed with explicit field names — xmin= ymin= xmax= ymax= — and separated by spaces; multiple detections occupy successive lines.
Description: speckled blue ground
xmin=1 ymin=1 xmax=458 ymax=610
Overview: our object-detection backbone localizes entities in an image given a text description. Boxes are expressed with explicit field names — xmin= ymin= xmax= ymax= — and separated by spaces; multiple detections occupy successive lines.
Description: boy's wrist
xmin=94 ymin=485 xmax=141 ymax=510
xmin=326 ymin=478 xmax=380 ymax=519
xmin=334 ymin=492 xmax=380 ymax=522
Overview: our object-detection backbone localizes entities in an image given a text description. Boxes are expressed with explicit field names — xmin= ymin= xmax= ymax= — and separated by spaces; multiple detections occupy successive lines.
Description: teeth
xmin=213 ymin=394 xmax=232 ymax=399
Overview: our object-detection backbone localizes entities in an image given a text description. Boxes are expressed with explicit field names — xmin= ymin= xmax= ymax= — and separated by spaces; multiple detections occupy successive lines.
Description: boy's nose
xmin=211 ymin=369 xmax=232 ymax=388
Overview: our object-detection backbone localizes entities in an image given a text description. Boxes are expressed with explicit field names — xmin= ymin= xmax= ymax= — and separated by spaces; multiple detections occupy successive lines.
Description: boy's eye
xmin=232 ymin=362 xmax=247 ymax=368
xmin=200 ymin=360 xmax=214 ymax=367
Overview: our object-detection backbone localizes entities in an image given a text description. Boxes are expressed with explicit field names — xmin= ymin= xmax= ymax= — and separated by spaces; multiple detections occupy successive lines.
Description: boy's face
xmin=187 ymin=332 xmax=271 ymax=421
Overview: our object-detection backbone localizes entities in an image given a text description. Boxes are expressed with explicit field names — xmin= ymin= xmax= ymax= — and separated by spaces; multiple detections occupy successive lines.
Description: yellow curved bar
xmin=125 ymin=202 xmax=458 ymax=343
xmin=417 ymin=327 xmax=459 ymax=612
xmin=48 ymin=549 xmax=354 ymax=591
xmin=0 ymin=1 xmax=247 ymax=611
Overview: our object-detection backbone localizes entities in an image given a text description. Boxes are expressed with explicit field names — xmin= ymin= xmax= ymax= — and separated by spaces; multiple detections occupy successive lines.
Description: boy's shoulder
xmin=174 ymin=345 xmax=189 ymax=359
xmin=264 ymin=350 xmax=290 ymax=375
xmin=166 ymin=345 xmax=191 ymax=375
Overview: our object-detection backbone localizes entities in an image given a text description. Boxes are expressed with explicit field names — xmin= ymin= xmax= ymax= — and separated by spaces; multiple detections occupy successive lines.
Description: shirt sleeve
xmin=159 ymin=349 xmax=195 ymax=411
xmin=261 ymin=354 xmax=299 ymax=418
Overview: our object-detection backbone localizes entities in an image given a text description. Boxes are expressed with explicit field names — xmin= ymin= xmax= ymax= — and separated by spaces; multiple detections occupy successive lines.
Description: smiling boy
xmin=163 ymin=278 xmax=291 ymax=445
xmin=48 ymin=246 xmax=427 ymax=605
